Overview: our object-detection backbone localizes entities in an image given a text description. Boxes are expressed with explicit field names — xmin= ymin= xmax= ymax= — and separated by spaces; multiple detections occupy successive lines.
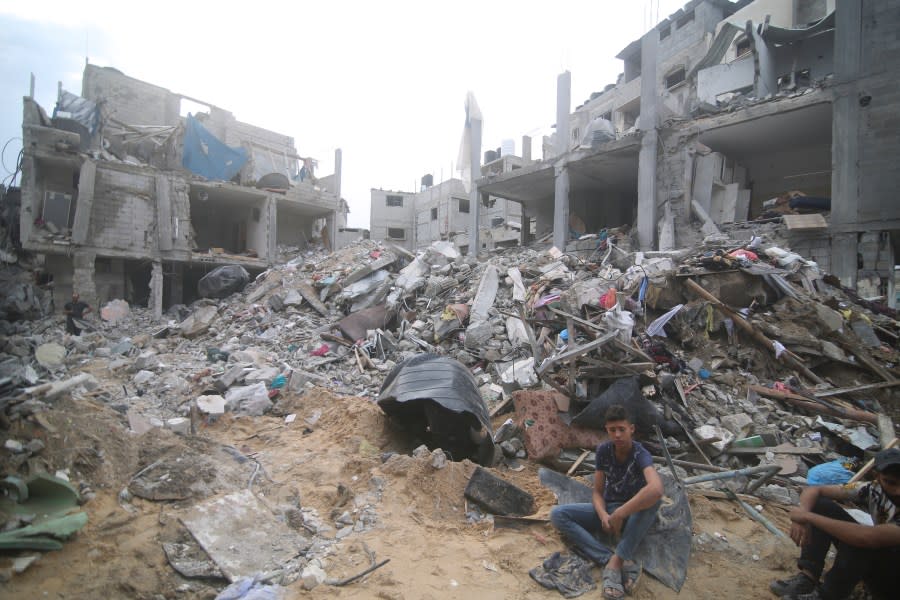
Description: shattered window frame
xmin=387 ymin=227 xmax=406 ymax=240
xmin=386 ymin=195 xmax=404 ymax=207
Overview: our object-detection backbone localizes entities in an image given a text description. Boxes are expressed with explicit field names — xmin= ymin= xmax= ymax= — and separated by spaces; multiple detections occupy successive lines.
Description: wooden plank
xmin=834 ymin=338 xmax=897 ymax=383
xmin=749 ymin=385 xmax=878 ymax=424
xmin=813 ymin=380 xmax=900 ymax=398
xmin=566 ymin=450 xmax=591 ymax=476
xmin=783 ymin=213 xmax=828 ymax=231
xmin=296 ymin=281 xmax=329 ymax=317
xmin=535 ymin=330 xmax=618 ymax=375
xmin=683 ymin=278 xmax=824 ymax=385
xmin=548 ymin=306 xmax=655 ymax=362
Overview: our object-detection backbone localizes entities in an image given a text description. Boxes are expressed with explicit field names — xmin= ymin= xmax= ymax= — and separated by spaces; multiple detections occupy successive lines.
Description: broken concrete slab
xmin=342 ymin=252 xmax=396 ymax=287
xmin=180 ymin=489 xmax=311 ymax=583
xmin=179 ymin=305 xmax=219 ymax=339
xmin=464 ymin=466 xmax=534 ymax=516
xmin=295 ymin=281 xmax=329 ymax=317
xmin=196 ymin=394 xmax=226 ymax=415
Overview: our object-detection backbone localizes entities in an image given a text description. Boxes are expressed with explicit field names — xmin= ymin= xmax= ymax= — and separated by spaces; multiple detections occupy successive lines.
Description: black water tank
xmin=421 ymin=174 xmax=433 ymax=188
xmin=484 ymin=150 xmax=497 ymax=163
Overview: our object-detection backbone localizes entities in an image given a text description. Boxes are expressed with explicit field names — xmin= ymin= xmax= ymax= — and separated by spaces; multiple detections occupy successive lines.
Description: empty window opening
xmin=387 ymin=227 xmax=405 ymax=240
xmin=660 ymin=24 xmax=671 ymax=40
xmin=386 ymin=195 xmax=404 ymax=207
xmin=430 ymin=207 xmax=438 ymax=221
xmin=458 ymin=198 xmax=470 ymax=213
xmin=666 ymin=67 xmax=686 ymax=90
xmin=736 ymin=37 xmax=751 ymax=58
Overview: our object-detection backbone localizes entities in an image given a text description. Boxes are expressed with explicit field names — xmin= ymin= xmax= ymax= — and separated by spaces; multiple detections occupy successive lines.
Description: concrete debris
xmin=1 ymin=227 xmax=898 ymax=592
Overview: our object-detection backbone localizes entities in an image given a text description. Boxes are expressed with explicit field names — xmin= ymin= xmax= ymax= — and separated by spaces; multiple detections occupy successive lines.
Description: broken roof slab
xmin=478 ymin=136 xmax=640 ymax=211
xmin=691 ymin=90 xmax=832 ymax=160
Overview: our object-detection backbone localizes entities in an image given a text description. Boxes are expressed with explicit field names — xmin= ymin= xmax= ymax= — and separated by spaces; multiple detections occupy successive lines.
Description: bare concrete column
xmin=149 ymin=261 xmax=163 ymax=320
xmin=553 ymin=71 xmax=571 ymax=251
xmin=326 ymin=210 xmax=337 ymax=252
xmin=72 ymin=252 xmax=97 ymax=310
xmin=468 ymin=117 xmax=482 ymax=257
xmin=522 ymin=135 xmax=532 ymax=162
xmin=333 ymin=148 xmax=342 ymax=201
xmin=167 ymin=262 xmax=183 ymax=308
xmin=830 ymin=0 xmax=863 ymax=287
xmin=637 ymin=31 xmax=659 ymax=250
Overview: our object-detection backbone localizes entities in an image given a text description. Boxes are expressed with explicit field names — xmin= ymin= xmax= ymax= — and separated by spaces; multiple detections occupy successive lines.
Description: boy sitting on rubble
xmin=550 ymin=404 xmax=664 ymax=599
xmin=770 ymin=447 xmax=900 ymax=600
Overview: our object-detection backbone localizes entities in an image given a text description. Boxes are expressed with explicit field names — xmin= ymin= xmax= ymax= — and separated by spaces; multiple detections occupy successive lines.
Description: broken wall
xmin=89 ymin=166 xmax=156 ymax=254
xmin=82 ymin=65 xmax=180 ymax=127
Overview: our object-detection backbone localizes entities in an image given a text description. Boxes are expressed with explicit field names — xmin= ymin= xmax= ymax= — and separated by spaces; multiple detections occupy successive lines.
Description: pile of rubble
xmin=1 ymin=225 xmax=897 ymax=592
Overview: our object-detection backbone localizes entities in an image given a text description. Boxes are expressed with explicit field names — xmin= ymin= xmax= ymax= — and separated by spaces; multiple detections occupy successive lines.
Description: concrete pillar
xmin=72 ymin=159 xmax=95 ymax=245
xmin=830 ymin=0 xmax=863 ymax=286
xmin=72 ymin=252 xmax=97 ymax=309
xmin=149 ymin=261 xmax=163 ymax=320
xmin=637 ymin=32 xmax=659 ymax=251
xmin=522 ymin=135 xmax=532 ymax=162
xmin=326 ymin=210 xmax=337 ymax=252
xmin=167 ymin=262 xmax=183 ymax=308
xmin=267 ymin=197 xmax=277 ymax=263
xmin=553 ymin=71 xmax=571 ymax=251
xmin=468 ymin=115 xmax=482 ymax=256
xmin=155 ymin=174 xmax=173 ymax=251
xmin=749 ymin=22 xmax=776 ymax=99
xmin=333 ymin=148 xmax=342 ymax=200
xmin=520 ymin=205 xmax=530 ymax=245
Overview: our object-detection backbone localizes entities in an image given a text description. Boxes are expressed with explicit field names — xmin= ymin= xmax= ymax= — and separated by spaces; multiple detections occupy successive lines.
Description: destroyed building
xmin=12 ymin=64 xmax=347 ymax=317
xmin=478 ymin=0 xmax=899 ymax=303
xmin=370 ymin=138 xmax=531 ymax=252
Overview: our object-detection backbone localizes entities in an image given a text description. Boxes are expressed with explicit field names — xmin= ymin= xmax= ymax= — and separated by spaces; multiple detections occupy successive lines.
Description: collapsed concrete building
xmin=12 ymin=64 xmax=346 ymax=317
xmin=477 ymin=0 xmax=899 ymax=303
xmin=370 ymin=142 xmax=531 ymax=253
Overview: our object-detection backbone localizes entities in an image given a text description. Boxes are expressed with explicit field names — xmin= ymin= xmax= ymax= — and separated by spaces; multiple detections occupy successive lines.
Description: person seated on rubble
xmin=64 ymin=291 xmax=92 ymax=335
xmin=770 ymin=447 xmax=900 ymax=600
xmin=550 ymin=404 xmax=663 ymax=599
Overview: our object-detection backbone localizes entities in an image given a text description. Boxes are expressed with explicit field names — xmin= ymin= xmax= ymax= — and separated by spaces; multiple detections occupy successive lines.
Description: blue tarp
xmin=182 ymin=114 xmax=248 ymax=181
xmin=54 ymin=90 xmax=100 ymax=135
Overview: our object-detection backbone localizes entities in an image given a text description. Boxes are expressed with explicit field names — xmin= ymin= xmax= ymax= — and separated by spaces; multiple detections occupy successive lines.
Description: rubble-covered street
xmin=1 ymin=221 xmax=897 ymax=598
xmin=2 ymin=1 xmax=900 ymax=598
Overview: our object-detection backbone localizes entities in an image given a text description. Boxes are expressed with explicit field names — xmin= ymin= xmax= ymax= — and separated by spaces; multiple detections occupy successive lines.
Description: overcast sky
xmin=1 ymin=0 xmax=690 ymax=228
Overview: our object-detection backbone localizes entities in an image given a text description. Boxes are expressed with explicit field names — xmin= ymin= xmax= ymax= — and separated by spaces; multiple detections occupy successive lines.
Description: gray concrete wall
xmin=369 ymin=189 xmax=416 ymax=250
xmin=82 ymin=65 xmax=180 ymax=126
xmin=856 ymin=0 xmax=900 ymax=225
xmin=88 ymin=166 xmax=156 ymax=254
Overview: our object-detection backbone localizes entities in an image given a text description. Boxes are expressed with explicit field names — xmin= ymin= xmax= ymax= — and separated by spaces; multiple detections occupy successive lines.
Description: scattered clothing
xmin=529 ymin=551 xmax=596 ymax=598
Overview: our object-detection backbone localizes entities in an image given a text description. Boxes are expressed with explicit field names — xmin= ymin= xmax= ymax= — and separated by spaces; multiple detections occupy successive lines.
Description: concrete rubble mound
xmin=0 ymin=225 xmax=897 ymax=595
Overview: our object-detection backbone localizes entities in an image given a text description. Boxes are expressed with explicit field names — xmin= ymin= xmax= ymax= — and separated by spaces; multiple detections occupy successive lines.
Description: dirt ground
xmin=1 ymin=383 xmax=804 ymax=600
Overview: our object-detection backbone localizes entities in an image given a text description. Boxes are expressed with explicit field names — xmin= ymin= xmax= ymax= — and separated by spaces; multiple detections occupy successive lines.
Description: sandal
xmin=623 ymin=561 xmax=643 ymax=595
xmin=602 ymin=567 xmax=625 ymax=599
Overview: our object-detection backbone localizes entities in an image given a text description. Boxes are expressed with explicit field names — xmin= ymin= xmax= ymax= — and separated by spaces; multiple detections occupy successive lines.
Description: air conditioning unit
xmin=43 ymin=191 xmax=73 ymax=230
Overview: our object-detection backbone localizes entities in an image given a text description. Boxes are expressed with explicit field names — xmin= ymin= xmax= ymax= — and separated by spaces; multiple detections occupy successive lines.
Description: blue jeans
xmin=550 ymin=500 xmax=661 ymax=565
